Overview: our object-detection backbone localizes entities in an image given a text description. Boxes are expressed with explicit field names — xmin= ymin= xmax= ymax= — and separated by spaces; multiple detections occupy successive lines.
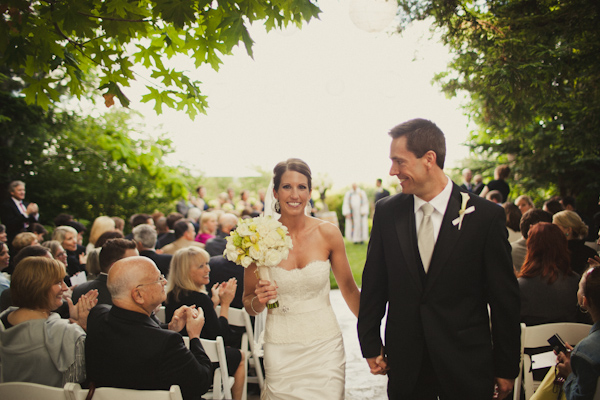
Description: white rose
xmin=241 ymin=256 xmax=253 ymax=268
xmin=236 ymin=222 xmax=253 ymax=237
xmin=263 ymin=249 xmax=283 ymax=267
xmin=249 ymin=245 xmax=262 ymax=260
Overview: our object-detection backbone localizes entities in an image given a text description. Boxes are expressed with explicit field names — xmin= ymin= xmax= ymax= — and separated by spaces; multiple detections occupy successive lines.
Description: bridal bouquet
xmin=224 ymin=216 xmax=293 ymax=309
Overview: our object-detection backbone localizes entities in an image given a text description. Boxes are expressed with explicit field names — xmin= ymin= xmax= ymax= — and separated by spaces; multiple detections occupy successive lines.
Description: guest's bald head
xmin=108 ymin=256 xmax=166 ymax=314
xmin=219 ymin=213 xmax=238 ymax=234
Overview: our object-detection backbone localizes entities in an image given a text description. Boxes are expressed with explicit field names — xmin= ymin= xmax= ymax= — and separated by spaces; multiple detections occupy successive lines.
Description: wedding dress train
xmin=261 ymin=260 xmax=345 ymax=400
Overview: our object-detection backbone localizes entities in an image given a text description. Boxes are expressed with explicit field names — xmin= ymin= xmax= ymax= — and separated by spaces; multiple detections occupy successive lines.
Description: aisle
xmin=330 ymin=289 xmax=388 ymax=400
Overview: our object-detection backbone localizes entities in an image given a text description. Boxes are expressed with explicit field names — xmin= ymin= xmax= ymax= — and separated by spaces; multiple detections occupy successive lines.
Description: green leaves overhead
xmin=397 ymin=0 xmax=600 ymax=202
xmin=0 ymin=0 xmax=320 ymax=118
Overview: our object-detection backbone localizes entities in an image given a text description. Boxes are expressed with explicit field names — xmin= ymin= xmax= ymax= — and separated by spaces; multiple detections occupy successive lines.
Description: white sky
xmin=119 ymin=0 xmax=474 ymax=191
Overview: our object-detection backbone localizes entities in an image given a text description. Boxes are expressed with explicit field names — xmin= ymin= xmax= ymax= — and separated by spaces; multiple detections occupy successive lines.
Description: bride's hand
xmin=255 ymin=279 xmax=278 ymax=305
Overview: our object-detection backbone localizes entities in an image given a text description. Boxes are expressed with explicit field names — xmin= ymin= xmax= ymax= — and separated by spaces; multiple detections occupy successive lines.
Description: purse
xmin=529 ymin=365 xmax=567 ymax=400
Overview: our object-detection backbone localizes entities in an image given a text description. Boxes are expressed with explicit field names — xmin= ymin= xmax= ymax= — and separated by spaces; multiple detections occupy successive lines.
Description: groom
xmin=358 ymin=119 xmax=520 ymax=399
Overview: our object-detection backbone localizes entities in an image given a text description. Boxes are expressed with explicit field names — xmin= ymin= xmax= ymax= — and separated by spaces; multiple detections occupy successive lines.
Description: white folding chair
xmin=65 ymin=382 xmax=183 ymax=400
xmin=514 ymin=322 xmax=592 ymax=400
xmin=0 ymin=381 xmax=69 ymax=400
xmin=155 ymin=306 xmax=166 ymax=324
xmin=218 ymin=306 xmax=264 ymax=392
xmin=183 ymin=336 xmax=234 ymax=399
xmin=513 ymin=323 xmax=527 ymax=400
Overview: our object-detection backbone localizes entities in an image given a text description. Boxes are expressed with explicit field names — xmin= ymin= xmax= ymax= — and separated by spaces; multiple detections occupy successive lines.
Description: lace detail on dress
xmin=264 ymin=260 xmax=341 ymax=345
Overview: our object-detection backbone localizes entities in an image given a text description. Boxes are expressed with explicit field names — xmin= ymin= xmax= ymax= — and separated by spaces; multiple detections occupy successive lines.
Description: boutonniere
xmin=452 ymin=192 xmax=475 ymax=230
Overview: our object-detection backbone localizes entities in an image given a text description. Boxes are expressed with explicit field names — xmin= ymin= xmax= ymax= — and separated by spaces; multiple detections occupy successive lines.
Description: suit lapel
xmin=423 ymin=184 xmax=464 ymax=297
xmin=394 ymin=195 xmax=424 ymax=293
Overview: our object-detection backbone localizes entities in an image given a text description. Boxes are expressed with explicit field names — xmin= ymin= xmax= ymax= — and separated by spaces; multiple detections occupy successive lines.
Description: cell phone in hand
xmin=548 ymin=333 xmax=568 ymax=354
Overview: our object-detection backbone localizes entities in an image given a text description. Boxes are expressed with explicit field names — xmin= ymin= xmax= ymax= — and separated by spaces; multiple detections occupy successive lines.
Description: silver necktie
xmin=418 ymin=203 xmax=434 ymax=273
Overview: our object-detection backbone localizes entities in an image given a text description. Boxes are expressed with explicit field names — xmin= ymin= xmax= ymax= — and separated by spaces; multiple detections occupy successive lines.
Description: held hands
xmin=68 ymin=289 xmax=99 ymax=331
xmin=366 ymin=347 xmax=389 ymax=375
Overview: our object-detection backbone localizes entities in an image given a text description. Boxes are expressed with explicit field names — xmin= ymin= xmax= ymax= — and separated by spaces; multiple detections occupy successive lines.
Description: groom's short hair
xmin=388 ymin=118 xmax=446 ymax=169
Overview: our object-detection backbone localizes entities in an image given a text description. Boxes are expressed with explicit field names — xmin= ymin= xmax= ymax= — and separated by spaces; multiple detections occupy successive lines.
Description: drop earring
xmin=274 ymin=200 xmax=281 ymax=213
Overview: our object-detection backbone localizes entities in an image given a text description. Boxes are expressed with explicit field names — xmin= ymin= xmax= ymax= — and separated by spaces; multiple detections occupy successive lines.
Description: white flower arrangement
xmin=224 ymin=216 xmax=293 ymax=308
xmin=452 ymin=192 xmax=475 ymax=230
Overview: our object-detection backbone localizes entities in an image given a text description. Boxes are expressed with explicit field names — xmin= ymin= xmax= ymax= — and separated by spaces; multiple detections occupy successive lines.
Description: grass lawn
xmin=330 ymin=239 xmax=369 ymax=289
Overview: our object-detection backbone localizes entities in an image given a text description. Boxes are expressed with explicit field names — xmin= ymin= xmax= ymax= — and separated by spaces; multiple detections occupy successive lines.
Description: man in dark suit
xmin=205 ymin=213 xmax=238 ymax=257
xmin=358 ymin=118 xmax=520 ymax=400
xmin=374 ymin=178 xmax=390 ymax=204
xmin=133 ymin=224 xmax=172 ymax=277
xmin=208 ymin=255 xmax=244 ymax=309
xmin=85 ymin=256 xmax=212 ymax=399
xmin=72 ymin=238 xmax=138 ymax=305
xmin=0 ymin=180 xmax=39 ymax=247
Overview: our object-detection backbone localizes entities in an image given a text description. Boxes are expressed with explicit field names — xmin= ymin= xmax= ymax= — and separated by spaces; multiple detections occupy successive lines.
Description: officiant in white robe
xmin=342 ymin=183 xmax=369 ymax=244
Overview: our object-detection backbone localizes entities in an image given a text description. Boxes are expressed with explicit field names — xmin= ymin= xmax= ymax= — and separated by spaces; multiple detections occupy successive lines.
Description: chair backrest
xmin=0 ymin=382 xmax=69 ymax=400
xmin=182 ymin=336 xmax=232 ymax=399
xmin=155 ymin=306 xmax=166 ymax=324
xmin=513 ymin=323 xmax=527 ymax=400
xmin=64 ymin=382 xmax=183 ymax=400
xmin=519 ymin=323 xmax=592 ymax=399
xmin=216 ymin=307 xmax=250 ymax=400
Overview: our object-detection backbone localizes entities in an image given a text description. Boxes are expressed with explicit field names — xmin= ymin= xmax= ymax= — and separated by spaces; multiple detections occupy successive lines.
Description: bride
xmin=242 ymin=158 xmax=360 ymax=400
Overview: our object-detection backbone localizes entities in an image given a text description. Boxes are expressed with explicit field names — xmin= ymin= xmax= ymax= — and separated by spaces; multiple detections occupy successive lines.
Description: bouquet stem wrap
xmin=258 ymin=266 xmax=279 ymax=309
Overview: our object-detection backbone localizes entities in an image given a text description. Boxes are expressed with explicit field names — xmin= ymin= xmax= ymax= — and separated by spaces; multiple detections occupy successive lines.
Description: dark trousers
xmin=388 ymin=346 xmax=445 ymax=400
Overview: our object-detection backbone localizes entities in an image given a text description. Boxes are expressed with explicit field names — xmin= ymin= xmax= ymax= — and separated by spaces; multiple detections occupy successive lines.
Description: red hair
xmin=518 ymin=222 xmax=572 ymax=284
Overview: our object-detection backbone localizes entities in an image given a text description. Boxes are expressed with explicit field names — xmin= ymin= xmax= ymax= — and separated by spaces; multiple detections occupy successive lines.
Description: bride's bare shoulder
xmin=311 ymin=217 xmax=341 ymax=238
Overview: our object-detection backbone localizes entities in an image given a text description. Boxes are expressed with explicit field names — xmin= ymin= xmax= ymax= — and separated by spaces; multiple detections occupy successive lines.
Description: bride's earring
xmin=274 ymin=200 xmax=281 ymax=213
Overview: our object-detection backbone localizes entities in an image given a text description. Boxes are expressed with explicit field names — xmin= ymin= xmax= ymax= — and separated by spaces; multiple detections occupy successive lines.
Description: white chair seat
xmin=0 ymin=382 xmax=69 ymax=400
xmin=64 ymin=382 xmax=183 ymax=399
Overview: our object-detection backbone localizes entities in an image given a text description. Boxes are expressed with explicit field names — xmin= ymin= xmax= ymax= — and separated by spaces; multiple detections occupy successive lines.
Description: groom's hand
xmin=366 ymin=352 xmax=389 ymax=375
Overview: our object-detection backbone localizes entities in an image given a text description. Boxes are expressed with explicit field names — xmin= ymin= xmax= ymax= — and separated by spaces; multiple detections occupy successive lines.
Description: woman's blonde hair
xmin=200 ymin=212 xmax=217 ymax=234
xmin=11 ymin=257 xmax=65 ymax=310
xmin=166 ymin=246 xmax=210 ymax=303
xmin=88 ymin=216 xmax=116 ymax=246
xmin=553 ymin=210 xmax=589 ymax=240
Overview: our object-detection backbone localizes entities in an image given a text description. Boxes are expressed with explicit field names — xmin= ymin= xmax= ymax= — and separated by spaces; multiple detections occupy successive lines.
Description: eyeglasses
xmin=136 ymin=275 xmax=166 ymax=288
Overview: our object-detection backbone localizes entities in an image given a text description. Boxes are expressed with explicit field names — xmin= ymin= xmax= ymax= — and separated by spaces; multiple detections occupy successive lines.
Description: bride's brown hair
xmin=273 ymin=158 xmax=312 ymax=191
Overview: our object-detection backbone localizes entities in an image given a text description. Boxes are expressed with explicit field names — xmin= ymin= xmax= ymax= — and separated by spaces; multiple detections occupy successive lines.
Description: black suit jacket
xmin=72 ymin=274 xmax=112 ymax=305
xmin=205 ymin=230 xmax=228 ymax=258
xmin=0 ymin=198 xmax=37 ymax=244
xmin=86 ymin=305 xmax=212 ymax=400
xmin=358 ymin=183 xmax=520 ymax=399
xmin=208 ymin=255 xmax=244 ymax=309
xmin=139 ymin=250 xmax=173 ymax=277
xmin=374 ymin=189 xmax=390 ymax=204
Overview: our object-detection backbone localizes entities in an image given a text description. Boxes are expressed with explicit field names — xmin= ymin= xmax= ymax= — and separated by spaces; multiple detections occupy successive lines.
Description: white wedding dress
xmin=261 ymin=260 xmax=345 ymax=400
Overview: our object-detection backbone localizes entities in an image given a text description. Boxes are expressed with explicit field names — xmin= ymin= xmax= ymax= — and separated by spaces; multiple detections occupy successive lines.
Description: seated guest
xmin=86 ymin=216 xmax=116 ymax=253
xmin=0 ymin=257 xmax=98 ymax=386
xmin=28 ymin=222 xmax=48 ymax=243
xmin=157 ymin=212 xmax=184 ymax=249
xmin=543 ymin=198 xmax=564 ymax=215
xmin=161 ymin=220 xmax=204 ymax=255
xmin=195 ymin=211 xmax=217 ymax=244
xmin=503 ymin=203 xmax=522 ymax=243
xmin=208 ymin=255 xmax=245 ymax=309
xmin=53 ymin=226 xmax=86 ymax=277
xmin=0 ymin=246 xmax=54 ymax=313
xmin=534 ymin=266 xmax=600 ymax=400
xmin=0 ymin=242 xmax=10 ymax=294
xmin=553 ymin=210 xmax=598 ymax=275
xmin=486 ymin=189 xmax=503 ymax=204
xmin=83 ymin=231 xmax=125 ymax=278
xmin=165 ymin=247 xmax=244 ymax=400
xmin=111 ymin=216 xmax=125 ymax=233
xmin=133 ymin=224 xmax=172 ymax=276
xmin=41 ymin=240 xmax=68 ymax=268
xmin=124 ymin=213 xmax=154 ymax=240
xmin=66 ymin=220 xmax=87 ymax=247
xmin=85 ymin=256 xmax=212 ymax=399
xmin=0 ymin=224 xmax=6 ymax=243
xmin=187 ymin=207 xmax=202 ymax=234
xmin=205 ymin=213 xmax=238 ymax=257
xmin=518 ymin=223 xmax=580 ymax=325
xmin=511 ymin=209 xmax=553 ymax=272
xmin=11 ymin=231 xmax=39 ymax=256
xmin=515 ymin=194 xmax=535 ymax=215
xmin=72 ymin=238 xmax=138 ymax=306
